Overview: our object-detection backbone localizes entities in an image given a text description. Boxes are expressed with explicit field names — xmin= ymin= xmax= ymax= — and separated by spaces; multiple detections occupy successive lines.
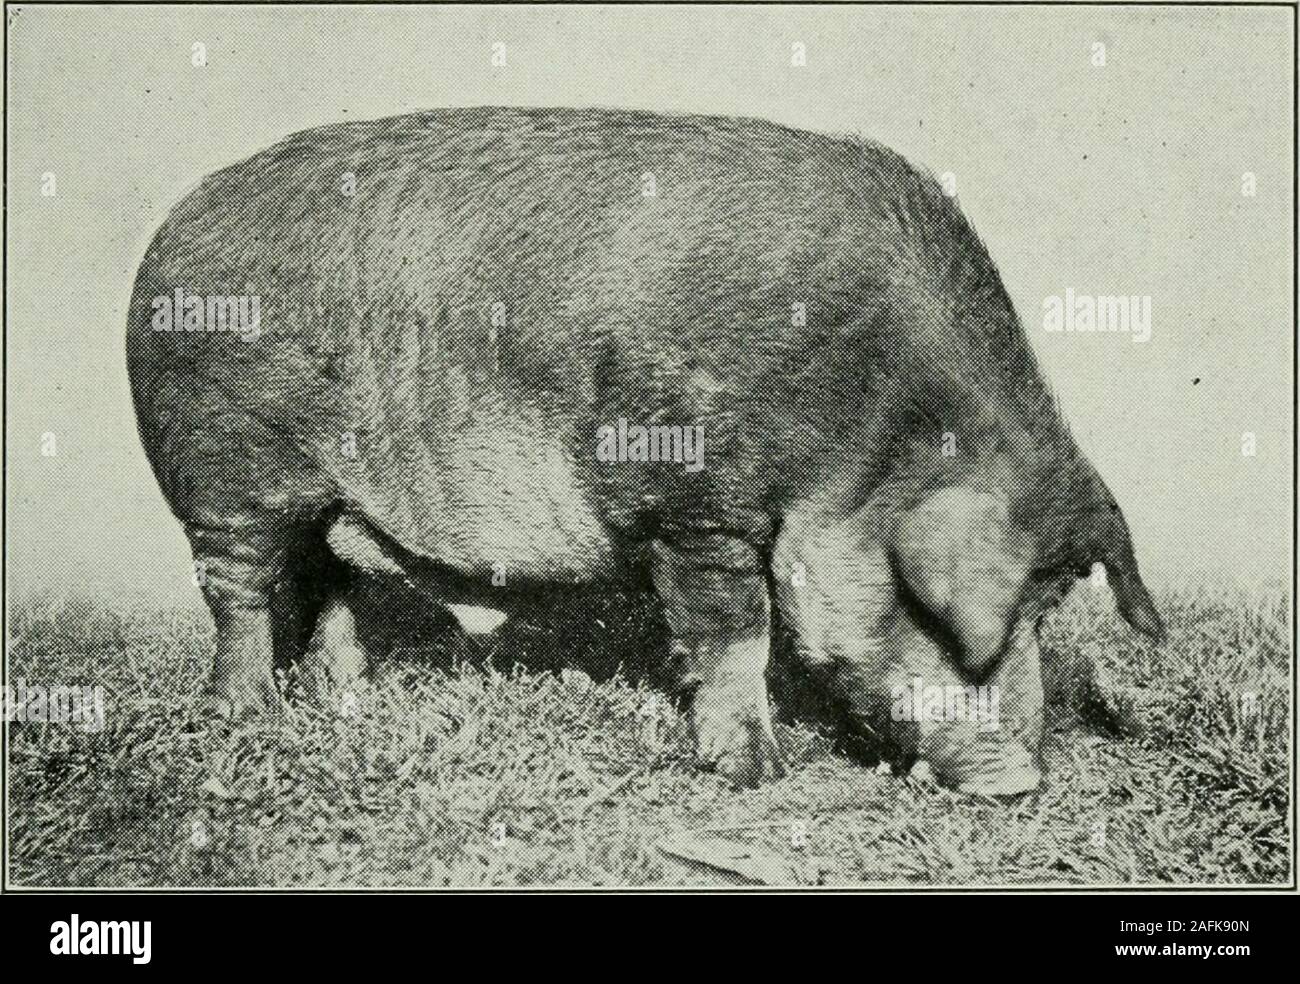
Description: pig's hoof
xmin=692 ymin=705 xmax=786 ymax=788
xmin=200 ymin=675 xmax=281 ymax=722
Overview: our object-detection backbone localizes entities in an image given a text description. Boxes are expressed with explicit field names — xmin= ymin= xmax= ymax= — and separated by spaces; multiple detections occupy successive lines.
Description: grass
xmin=5 ymin=582 xmax=1291 ymax=887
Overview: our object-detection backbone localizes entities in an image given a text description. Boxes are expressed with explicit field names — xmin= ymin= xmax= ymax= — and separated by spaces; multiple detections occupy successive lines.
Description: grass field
xmin=6 ymin=582 xmax=1291 ymax=887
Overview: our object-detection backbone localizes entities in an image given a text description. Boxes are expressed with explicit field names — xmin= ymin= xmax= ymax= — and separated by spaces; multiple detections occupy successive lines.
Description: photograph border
xmin=2 ymin=0 xmax=1295 ymax=895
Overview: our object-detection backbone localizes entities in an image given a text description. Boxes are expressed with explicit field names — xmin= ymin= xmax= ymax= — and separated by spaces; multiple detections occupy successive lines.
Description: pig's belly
xmin=324 ymin=416 xmax=620 ymax=591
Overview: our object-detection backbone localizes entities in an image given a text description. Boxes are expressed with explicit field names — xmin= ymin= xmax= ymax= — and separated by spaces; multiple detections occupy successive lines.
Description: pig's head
xmin=775 ymin=446 xmax=1163 ymax=798
xmin=888 ymin=460 xmax=1161 ymax=794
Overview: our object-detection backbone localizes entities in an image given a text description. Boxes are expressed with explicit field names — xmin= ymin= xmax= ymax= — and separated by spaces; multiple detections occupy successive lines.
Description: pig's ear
xmin=1106 ymin=561 xmax=1165 ymax=640
xmin=1082 ymin=475 xmax=1166 ymax=642
xmin=893 ymin=486 xmax=1031 ymax=675
xmin=1094 ymin=510 xmax=1165 ymax=641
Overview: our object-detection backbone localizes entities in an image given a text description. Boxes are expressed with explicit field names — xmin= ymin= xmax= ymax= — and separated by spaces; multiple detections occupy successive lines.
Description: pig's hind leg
xmin=298 ymin=591 xmax=369 ymax=705
xmin=149 ymin=374 xmax=338 ymax=717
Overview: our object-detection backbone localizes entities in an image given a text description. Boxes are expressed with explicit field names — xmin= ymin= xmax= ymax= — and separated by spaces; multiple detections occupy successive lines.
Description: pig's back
xmin=127 ymin=107 xmax=1007 ymax=562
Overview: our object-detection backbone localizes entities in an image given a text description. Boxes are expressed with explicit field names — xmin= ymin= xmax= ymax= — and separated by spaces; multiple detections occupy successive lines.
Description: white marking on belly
xmin=445 ymin=604 xmax=508 ymax=634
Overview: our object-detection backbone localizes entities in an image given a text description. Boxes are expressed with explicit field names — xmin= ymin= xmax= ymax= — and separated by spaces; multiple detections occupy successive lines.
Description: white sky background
xmin=4 ymin=3 xmax=1294 ymax=603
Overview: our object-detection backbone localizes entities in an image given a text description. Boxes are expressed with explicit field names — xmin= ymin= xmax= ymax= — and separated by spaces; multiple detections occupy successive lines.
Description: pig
xmin=126 ymin=106 xmax=1163 ymax=794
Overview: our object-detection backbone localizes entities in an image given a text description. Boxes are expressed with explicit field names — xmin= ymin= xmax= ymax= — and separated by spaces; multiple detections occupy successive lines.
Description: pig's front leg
xmin=650 ymin=534 xmax=785 ymax=786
